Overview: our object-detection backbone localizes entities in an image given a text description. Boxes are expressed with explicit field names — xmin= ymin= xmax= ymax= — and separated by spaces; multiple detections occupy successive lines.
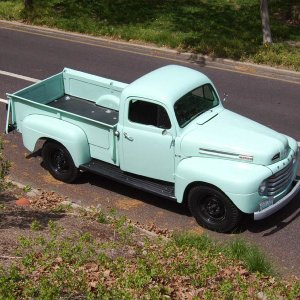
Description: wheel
xmin=188 ymin=185 xmax=242 ymax=233
xmin=42 ymin=141 xmax=78 ymax=183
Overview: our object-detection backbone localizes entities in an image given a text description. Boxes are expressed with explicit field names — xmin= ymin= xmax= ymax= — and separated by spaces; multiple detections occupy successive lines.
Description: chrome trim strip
xmin=198 ymin=148 xmax=253 ymax=161
xmin=199 ymin=148 xmax=237 ymax=156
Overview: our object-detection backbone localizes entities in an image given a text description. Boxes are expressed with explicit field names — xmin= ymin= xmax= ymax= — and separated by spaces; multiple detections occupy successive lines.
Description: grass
xmin=173 ymin=233 xmax=273 ymax=275
xmin=0 ymin=210 xmax=300 ymax=299
xmin=0 ymin=0 xmax=299 ymax=70
xmin=226 ymin=239 xmax=273 ymax=274
xmin=30 ymin=219 xmax=42 ymax=231
xmin=22 ymin=184 xmax=32 ymax=193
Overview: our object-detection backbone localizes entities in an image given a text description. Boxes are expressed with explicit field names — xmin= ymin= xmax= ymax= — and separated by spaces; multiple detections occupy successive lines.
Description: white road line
xmin=0 ymin=70 xmax=39 ymax=83
xmin=0 ymin=98 xmax=8 ymax=104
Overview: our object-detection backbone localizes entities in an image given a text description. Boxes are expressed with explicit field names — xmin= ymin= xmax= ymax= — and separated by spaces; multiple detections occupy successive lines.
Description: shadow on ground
xmin=0 ymin=208 xmax=65 ymax=231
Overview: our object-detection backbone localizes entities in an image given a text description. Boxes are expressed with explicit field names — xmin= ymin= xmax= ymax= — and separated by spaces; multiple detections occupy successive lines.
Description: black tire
xmin=188 ymin=185 xmax=242 ymax=233
xmin=42 ymin=141 xmax=78 ymax=183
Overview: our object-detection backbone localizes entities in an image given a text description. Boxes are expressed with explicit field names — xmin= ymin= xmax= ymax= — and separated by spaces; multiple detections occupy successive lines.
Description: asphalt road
xmin=0 ymin=21 xmax=300 ymax=277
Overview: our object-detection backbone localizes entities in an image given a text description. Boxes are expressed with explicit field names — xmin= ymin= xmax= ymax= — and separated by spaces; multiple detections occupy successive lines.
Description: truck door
xmin=120 ymin=98 xmax=175 ymax=182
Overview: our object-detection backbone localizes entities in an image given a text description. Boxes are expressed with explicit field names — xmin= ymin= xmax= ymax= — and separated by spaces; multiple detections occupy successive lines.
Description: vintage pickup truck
xmin=5 ymin=65 xmax=300 ymax=232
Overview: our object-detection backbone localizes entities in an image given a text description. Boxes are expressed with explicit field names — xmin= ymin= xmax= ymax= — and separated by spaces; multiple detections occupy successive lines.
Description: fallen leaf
xmin=103 ymin=269 xmax=111 ymax=277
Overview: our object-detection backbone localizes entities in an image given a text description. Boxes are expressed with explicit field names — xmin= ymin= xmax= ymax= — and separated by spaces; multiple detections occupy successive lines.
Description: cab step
xmin=80 ymin=159 xmax=176 ymax=200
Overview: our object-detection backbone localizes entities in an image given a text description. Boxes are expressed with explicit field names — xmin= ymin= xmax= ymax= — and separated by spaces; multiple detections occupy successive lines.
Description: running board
xmin=80 ymin=159 xmax=176 ymax=201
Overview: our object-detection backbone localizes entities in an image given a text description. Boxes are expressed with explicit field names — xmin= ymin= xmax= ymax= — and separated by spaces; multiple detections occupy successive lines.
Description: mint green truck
xmin=6 ymin=65 xmax=300 ymax=232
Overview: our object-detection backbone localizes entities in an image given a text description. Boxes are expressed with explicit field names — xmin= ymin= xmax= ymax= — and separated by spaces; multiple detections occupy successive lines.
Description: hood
xmin=180 ymin=109 xmax=290 ymax=165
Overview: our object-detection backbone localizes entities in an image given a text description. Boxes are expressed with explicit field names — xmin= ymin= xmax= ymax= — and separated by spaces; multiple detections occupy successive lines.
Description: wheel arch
xmin=181 ymin=181 xmax=223 ymax=206
xmin=22 ymin=114 xmax=91 ymax=167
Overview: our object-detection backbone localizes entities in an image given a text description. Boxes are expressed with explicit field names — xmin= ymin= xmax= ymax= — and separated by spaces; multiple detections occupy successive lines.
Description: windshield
xmin=174 ymin=84 xmax=219 ymax=128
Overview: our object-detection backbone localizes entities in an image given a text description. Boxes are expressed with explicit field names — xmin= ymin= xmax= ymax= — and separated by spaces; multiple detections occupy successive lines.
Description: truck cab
xmin=118 ymin=66 xmax=221 ymax=181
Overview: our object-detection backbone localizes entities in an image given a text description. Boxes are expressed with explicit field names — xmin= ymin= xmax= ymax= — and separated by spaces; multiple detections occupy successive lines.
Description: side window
xmin=192 ymin=87 xmax=204 ymax=98
xmin=191 ymin=84 xmax=215 ymax=102
xmin=128 ymin=100 xmax=171 ymax=129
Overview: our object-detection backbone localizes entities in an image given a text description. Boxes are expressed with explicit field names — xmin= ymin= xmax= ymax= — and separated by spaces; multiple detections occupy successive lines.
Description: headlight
xmin=258 ymin=180 xmax=268 ymax=196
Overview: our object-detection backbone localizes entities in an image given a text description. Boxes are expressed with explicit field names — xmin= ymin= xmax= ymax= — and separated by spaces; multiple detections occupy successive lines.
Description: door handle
xmin=124 ymin=132 xmax=134 ymax=141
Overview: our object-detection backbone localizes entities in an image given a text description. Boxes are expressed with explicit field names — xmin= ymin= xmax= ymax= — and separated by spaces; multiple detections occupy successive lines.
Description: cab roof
xmin=121 ymin=65 xmax=211 ymax=105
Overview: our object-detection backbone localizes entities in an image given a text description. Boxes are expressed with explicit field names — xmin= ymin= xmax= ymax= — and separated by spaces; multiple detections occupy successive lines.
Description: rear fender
xmin=22 ymin=115 xmax=90 ymax=167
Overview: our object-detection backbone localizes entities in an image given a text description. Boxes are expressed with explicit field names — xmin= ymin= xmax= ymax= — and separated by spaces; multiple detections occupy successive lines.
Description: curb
xmin=0 ymin=19 xmax=299 ymax=83
xmin=182 ymin=53 xmax=300 ymax=81
xmin=9 ymin=179 xmax=164 ymax=239
xmin=10 ymin=180 xmax=40 ymax=198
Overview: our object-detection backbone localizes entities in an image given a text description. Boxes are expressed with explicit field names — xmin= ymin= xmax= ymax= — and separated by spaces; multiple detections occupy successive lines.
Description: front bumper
xmin=254 ymin=176 xmax=300 ymax=220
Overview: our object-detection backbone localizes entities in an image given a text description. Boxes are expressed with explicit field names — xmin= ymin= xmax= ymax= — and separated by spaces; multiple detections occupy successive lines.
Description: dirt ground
xmin=0 ymin=184 xmax=158 ymax=271
xmin=1 ymin=184 xmax=300 ymax=300
xmin=0 ymin=177 xmax=177 ymax=267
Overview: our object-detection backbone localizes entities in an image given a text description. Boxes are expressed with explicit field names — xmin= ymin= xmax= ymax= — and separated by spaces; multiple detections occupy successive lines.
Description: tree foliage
xmin=1 ymin=0 xmax=296 ymax=69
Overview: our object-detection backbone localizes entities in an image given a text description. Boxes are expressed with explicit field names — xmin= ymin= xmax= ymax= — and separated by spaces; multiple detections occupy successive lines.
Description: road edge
xmin=1 ymin=19 xmax=299 ymax=83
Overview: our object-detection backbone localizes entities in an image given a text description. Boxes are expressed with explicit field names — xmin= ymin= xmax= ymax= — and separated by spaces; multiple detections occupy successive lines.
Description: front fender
xmin=175 ymin=157 xmax=272 ymax=212
xmin=22 ymin=115 xmax=90 ymax=167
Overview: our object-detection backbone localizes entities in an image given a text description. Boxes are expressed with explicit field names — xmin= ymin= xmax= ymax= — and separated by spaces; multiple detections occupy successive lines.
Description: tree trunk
xmin=24 ymin=0 xmax=33 ymax=9
xmin=260 ymin=0 xmax=272 ymax=44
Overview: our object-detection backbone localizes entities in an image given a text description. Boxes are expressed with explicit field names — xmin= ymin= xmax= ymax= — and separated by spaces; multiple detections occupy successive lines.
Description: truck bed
xmin=6 ymin=69 xmax=124 ymax=165
xmin=48 ymin=94 xmax=118 ymax=125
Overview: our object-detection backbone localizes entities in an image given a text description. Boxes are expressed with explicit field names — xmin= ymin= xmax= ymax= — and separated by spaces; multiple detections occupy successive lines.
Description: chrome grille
xmin=266 ymin=160 xmax=295 ymax=196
